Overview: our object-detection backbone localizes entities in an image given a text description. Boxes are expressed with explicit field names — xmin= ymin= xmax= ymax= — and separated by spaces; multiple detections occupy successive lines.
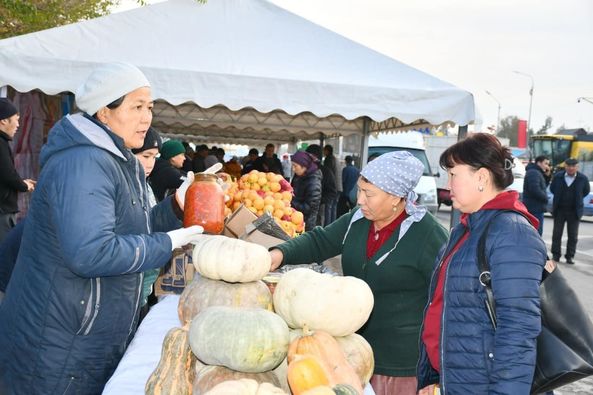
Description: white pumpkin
xmin=189 ymin=306 xmax=289 ymax=373
xmin=192 ymin=235 xmax=271 ymax=283
xmin=204 ymin=378 xmax=288 ymax=395
xmin=273 ymin=268 xmax=374 ymax=337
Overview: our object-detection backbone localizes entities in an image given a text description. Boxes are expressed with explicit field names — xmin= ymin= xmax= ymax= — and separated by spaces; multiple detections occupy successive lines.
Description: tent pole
xmin=449 ymin=125 xmax=468 ymax=229
xmin=360 ymin=117 xmax=370 ymax=167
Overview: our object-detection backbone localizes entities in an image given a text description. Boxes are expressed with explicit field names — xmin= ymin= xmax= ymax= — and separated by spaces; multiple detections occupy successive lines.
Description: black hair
xmin=535 ymin=155 xmax=549 ymax=163
xmin=324 ymin=144 xmax=334 ymax=155
xmin=92 ymin=95 xmax=125 ymax=118
xmin=345 ymin=155 xmax=353 ymax=164
xmin=248 ymin=148 xmax=259 ymax=156
xmin=439 ymin=133 xmax=514 ymax=190
xmin=305 ymin=144 xmax=322 ymax=161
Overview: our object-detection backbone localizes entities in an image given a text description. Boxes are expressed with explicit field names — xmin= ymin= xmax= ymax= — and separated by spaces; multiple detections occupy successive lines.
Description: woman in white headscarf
xmin=0 ymin=62 xmax=203 ymax=395
xmin=269 ymin=151 xmax=448 ymax=395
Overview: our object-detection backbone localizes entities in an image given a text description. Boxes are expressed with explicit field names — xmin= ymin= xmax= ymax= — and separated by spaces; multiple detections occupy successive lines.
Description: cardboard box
xmin=224 ymin=205 xmax=287 ymax=249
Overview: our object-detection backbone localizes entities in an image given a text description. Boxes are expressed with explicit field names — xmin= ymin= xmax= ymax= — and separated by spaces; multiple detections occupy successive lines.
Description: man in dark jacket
xmin=522 ymin=155 xmax=550 ymax=235
xmin=254 ymin=143 xmax=283 ymax=174
xmin=550 ymin=158 xmax=590 ymax=264
xmin=306 ymin=144 xmax=337 ymax=226
xmin=0 ymin=98 xmax=35 ymax=243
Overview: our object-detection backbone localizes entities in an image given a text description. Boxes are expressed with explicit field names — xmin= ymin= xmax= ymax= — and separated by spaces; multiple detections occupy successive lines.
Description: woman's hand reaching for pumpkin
xmin=269 ymin=249 xmax=284 ymax=271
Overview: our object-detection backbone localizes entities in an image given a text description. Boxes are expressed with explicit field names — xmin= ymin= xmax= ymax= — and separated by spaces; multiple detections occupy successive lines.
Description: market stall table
xmin=102 ymin=295 xmax=376 ymax=395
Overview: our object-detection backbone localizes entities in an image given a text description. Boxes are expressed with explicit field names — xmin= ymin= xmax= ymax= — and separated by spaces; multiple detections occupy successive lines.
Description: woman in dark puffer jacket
xmin=290 ymin=150 xmax=322 ymax=231
xmin=417 ymin=133 xmax=547 ymax=395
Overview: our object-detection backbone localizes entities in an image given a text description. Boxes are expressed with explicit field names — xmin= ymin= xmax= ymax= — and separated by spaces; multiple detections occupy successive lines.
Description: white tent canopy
xmin=0 ymin=0 xmax=475 ymax=145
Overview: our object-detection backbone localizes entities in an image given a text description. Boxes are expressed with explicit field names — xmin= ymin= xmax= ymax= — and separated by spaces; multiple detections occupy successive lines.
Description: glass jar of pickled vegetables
xmin=183 ymin=173 xmax=225 ymax=234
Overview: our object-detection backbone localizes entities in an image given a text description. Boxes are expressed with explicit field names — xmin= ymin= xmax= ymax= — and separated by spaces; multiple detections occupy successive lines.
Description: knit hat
xmin=132 ymin=127 xmax=162 ymax=154
xmin=160 ymin=139 xmax=185 ymax=160
xmin=0 ymin=98 xmax=18 ymax=121
xmin=291 ymin=150 xmax=318 ymax=175
xmin=75 ymin=62 xmax=150 ymax=116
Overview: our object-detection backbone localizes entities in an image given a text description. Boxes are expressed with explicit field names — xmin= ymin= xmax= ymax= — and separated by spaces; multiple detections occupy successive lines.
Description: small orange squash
xmin=288 ymin=327 xmax=363 ymax=394
xmin=145 ymin=326 xmax=195 ymax=395
xmin=287 ymin=354 xmax=331 ymax=395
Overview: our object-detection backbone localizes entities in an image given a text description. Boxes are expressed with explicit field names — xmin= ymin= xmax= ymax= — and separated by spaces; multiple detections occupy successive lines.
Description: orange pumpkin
xmin=287 ymin=354 xmax=331 ymax=395
xmin=288 ymin=327 xmax=363 ymax=394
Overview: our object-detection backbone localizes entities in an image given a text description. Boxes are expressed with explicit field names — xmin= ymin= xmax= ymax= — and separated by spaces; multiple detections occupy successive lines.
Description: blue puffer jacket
xmin=417 ymin=192 xmax=547 ymax=395
xmin=0 ymin=113 xmax=181 ymax=395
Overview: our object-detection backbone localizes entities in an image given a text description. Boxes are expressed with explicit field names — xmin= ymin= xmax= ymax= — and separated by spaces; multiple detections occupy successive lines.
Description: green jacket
xmin=275 ymin=209 xmax=447 ymax=376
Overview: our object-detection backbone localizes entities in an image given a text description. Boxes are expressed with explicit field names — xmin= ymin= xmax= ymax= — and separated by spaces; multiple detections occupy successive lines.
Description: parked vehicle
xmin=368 ymin=132 xmax=438 ymax=214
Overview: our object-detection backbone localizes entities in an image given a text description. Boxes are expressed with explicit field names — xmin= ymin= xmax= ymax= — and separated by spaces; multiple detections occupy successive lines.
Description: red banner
xmin=517 ymin=119 xmax=527 ymax=148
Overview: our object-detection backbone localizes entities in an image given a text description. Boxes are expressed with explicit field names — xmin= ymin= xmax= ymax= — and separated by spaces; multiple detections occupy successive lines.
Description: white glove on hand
xmin=167 ymin=225 xmax=204 ymax=250
xmin=175 ymin=171 xmax=194 ymax=209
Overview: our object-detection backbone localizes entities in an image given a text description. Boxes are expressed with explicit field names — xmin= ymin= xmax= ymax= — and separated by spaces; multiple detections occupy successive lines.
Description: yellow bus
xmin=531 ymin=130 xmax=593 ymax=179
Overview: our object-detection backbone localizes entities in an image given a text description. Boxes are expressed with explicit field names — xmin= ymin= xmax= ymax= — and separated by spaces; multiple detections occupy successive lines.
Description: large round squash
xmin=273 ymin=268 xmax=373 ymax=337
xmin=178 ymin=274 xmax=273 ymax=325
xmin=204 ymin=378 xmax=287 ymax=395
xmin=288 ymin=328 xmax=362 ymax=394
xmin=335 ymin=334 xmax=374 ymax=386
xmin=192 ymin=235 xmax=271 ymax=283
xmin=193 ymin=365 xmax=281 ymax=395
xmin=189 ymin=306 xmax=289 ymax=373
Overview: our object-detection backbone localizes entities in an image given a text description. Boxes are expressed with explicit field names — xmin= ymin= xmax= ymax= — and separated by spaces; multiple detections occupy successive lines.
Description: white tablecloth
xmin=102 ymin=295 xmax=375 ymax=395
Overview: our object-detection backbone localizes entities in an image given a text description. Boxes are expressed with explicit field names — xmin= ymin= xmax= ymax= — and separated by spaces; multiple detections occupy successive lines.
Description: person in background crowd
xmin=522 ymin=155 xmax=551 ymax=235
xmin=149 ymin=139 xmax=186 ymax=201
xmin=290 ymin=150 xmax=322 ymax=232
xmin=181 ymin=141 xmax=194 ymax=173
xmin=0 ymin=62 xmax=204 ymax=394
xmin=338 ymin=155 xmax=360 ymax=217
xmin=254 ymin=143 xmax=283 ymax=174
xmin=132 ymin=127 xmax=163 ymax=322
xmin=306 ymin=144 xmax=337 ymax=226
xmin=216 ymin=147 xmax=226 ymax=164
xmin=323 ymin=144 xmax=340 ymax=225
xmin=417 ymin=133 xmax=546 ymax=395
xmin=0 ymin=219 xmax=25 ymax=304
xmin=0 ymin=98 xmax=35 ymax=243
xmin=192 ymin=144 xmax=209 ymax=173
xmin=550 ymin=157 xmax=590 ymax=265
xmin=271 ymin=151 xmax=448 ymax=395
xmin=223 ymin=156 xmax=242 ymax=180
xmin=241 ymin=148 xmax=259 ymax=175
xmin=281 ymin=153 xmax=292 ymax=180
xmin=204 ymin=146 xmax=220 ymax=169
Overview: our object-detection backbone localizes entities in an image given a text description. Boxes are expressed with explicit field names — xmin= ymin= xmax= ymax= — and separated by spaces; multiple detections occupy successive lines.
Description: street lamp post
xmin=513 ymin=70 xmax=534 ymax=139
xmin=485 ymin=90 xmax=501 ymax=132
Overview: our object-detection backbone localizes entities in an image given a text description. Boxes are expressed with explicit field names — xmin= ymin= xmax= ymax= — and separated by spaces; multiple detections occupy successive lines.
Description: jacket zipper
xmin=83 ymin=278 xmax=101 ymax=335
xmin=438 ymin=248 xmax=458 ymax=395
xmin=61 ymin=376 xmax=75 ymax=395
xmin=76 ymin=279 xmax=95 ymax=335
xmin=128 ymin=272 xmax=143 ymax=336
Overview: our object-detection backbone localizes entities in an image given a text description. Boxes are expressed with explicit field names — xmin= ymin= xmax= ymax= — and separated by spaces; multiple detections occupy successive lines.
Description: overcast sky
xmin=118 ymin=0 xmax=593 ymax=133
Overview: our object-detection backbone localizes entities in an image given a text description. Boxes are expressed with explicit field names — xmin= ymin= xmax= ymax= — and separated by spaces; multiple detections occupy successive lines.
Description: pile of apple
xmin=223 ymin=170 xmax=304 ymax=237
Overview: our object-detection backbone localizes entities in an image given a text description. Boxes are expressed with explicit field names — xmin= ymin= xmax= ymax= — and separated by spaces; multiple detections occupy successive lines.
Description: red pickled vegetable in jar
xmin=183 ymin=173 xmax=225 ymax=234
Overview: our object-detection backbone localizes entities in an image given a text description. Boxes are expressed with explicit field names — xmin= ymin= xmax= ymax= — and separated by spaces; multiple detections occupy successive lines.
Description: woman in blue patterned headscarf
xmin=269 ymin=151 xmax=448 ymax=395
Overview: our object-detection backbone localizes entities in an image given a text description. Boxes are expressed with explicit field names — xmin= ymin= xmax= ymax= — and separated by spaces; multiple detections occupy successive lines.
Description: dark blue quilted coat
xmin=417 ymin=193 xmax=547 ymax=394
xmin=0 ymin=113 xmax=181 ymax=395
